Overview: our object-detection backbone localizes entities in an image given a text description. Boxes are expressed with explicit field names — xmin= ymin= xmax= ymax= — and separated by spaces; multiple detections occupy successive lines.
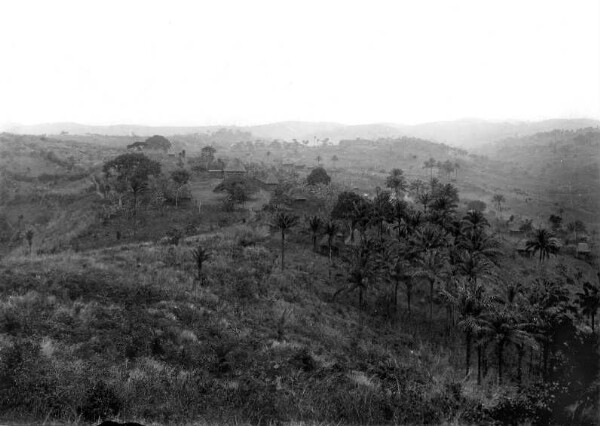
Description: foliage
xmin=144 ymin=135 xmax=172 ymax=152
xmin=306 ymin=167 xmax=331 ymax=186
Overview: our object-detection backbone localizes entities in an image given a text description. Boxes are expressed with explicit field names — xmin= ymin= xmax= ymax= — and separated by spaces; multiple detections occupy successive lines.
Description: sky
xmin=0 ymin=0 xmax=598 ymax=127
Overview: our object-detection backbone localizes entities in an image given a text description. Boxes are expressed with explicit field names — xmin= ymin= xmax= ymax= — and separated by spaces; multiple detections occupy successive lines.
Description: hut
xmin=224 ymin=158 xmax=247 ymax=178
xmin=576 ymin=242 xmax=591 ymax=259
xmin=516 ymin=239 xmax=531 ymax=257
xmin=509 ymin=223 xmax=524 ymax=235
xmin=262 ymin=173 xmax=279 ymax=189
xmin=288 ymin=188 xmax=308 ymax=203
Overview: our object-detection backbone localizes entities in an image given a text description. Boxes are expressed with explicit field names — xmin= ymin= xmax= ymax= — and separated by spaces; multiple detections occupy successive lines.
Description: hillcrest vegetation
xmin=0 ymin=131 xmax=599 ymax=425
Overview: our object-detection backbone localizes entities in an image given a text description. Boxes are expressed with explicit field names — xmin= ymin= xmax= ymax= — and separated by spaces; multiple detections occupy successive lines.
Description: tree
xmin=170 ymin=169 xmax=191 ymax=208
xmin=461 ymin=210 xmax=490 ymax=233
xmin=423 ymin=158 xmax=437 ymax=179
xmin=316 ymin=155 xmax=322 ymax=165
xmin=482 ymin=309 xmax=537 ymax=385
xmin=324 ymin=220 xmax=338 ymax=265
xmin=548 ymin=214 xmax=562 ymax=232
xmin=526 ymin=228 xmax=560 ymax=263
xmin=25 ymin=230 xmax=34 ymax=255
xmin=566 ymin=220 xmax=586 ymax=242
xmin=492 ymin=194 xmax=505 ymax=211
xmin=371 ymin=191 xmax=394 ymax=242
xmin=385 ymin=168 xmax=407 ymax=199
xmin=307 ymin=215 xmax=322 ymax=252
xmin=385 ymin=245 xmax=411 ymax=311
xmin=306 ymin=167 xmax=331 ymax=186
xmin=144 ymin=135 xmax=171 ymax=152
xmin=191 ymin=245 xmax=211 ymax=281
xmin=412 ymin=249 xmax=449 ymax=320
xmin=331 ymin=191 xmax=364 ymax=236
xmin=271 ymin=212 xmax=299 ymax=271
xmin=103 ymin=153 xmax=161 ymax=184
xmin=577 ymin=282 xmax=600 ymax=331
xmin=334 ymin=238 xmax=379 ymax=308
xmin=439 ymin=279 xmax=492 ymax=378
xmin=409 ymin=179 xmax=426 ymax=196
xmin=331 ymin=155 xmax=339 ymax=168
xmin=466 ymin=200 xmax=487 ymax=212
xmin=200 ymin=145 xmax=217 ymax=164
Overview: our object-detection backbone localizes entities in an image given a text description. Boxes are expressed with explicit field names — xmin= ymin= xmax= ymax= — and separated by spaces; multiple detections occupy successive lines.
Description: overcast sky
xmin=0 ymin=0 xmax=598 ymax=126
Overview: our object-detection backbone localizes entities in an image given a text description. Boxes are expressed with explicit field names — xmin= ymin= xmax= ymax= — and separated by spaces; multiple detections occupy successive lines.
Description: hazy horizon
xmin=1 ymin=0 xmax=599 ymax=127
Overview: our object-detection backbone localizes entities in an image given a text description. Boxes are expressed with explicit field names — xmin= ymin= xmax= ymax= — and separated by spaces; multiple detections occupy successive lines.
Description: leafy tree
xmin=306 ymin=167 xmax=331 ymax=186
xmin=566 ymin=220 xmax=586 ymax=242
xmin=466 ymin=200 xmax=487 ymax=212
xmin=577 ymin=282 xmax=600 ymax=331
xmin=331 ymin=191 xmax=365 ymax=238
xmin=144 ymin=135 xmax=171 ymax=152
xmin=385 ymin=168 xmax=407 ymax=199
xmin=271 ymin=212 xmax=299 ymax=271
xmin=526 ymin=228 xmax=560 ymax=263
xmin=191 ymin=245 xmax=211 ymax=280
xmin=548 ymin=214 xmax=562 ymax=232
xmin=170 ymin=169 xmax=191 ymax=208
xmin=331 ymin=155 xmax=339 ymax=168
xmin=201 ymin=145 xmax=217 ymax=163
xmin=492 ymin=194 xmax=506 ymax=211
xmin=307 ymin=215 xmax=323 ymax=252
xmin=103 ymin=153 xmax=161 ymax=185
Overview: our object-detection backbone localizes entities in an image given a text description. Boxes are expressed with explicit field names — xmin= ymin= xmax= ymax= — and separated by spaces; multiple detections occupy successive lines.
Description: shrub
xmin=307 ymin=167 xmax=331 ymax=186
xmin=80 ymin=380 xmax=122 ymax=421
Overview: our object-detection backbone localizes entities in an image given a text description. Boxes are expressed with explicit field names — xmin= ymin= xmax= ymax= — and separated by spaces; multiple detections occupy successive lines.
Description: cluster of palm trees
xmin=267 ymin=171 xmax=599 ymax=388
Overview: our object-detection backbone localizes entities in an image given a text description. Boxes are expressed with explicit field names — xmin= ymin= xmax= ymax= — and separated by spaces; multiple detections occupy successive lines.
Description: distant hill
xmin=5 ymin=118 xmax=599 ymax=148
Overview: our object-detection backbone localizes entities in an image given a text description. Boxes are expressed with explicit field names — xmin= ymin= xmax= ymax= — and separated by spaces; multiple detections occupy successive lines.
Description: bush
xmin=307 ymin=167 xmax=331 ymax=186
xmin=80 ymin=380 xmax=122 ymax=421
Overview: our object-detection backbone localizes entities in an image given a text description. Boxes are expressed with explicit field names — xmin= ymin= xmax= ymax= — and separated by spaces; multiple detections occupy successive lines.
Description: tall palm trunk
xmin=497 ymin=342 xmax=505 ymax=385
xmin=517 ymin=344 xmax=525 ymax=386
xmin=280 ymin=230 xmax=285 ymax=271
xmin=465 ymin=331 xmax=472 ymax=377
xmin=477 ymin=344 xmax=482 ymax=385
xmin=429 ymin=279 xmax=435 ymax=320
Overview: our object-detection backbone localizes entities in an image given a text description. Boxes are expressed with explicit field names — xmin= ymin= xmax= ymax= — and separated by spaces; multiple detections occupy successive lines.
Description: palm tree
xmin=191 ymin=245 xmax=211 ymax=280
xmin=481 ymin=309 xmax=537 ymax=385
xmin=331 ymin=155 xmax=339 ymax=169
xmin=409 ymin=179 xmax=426 ymax=196
xmin=492 ymin=194 xmax=505 ymax=211
xmin=410 ymin=223 xmax=448 ymax=253
xmin=461 ymin=210 xmax=490 ymax=233
xmin=457 ymin=229 xmax=502 ymax=262
xmin=526 ymin=228 xmax=560 ymax=263
xmin=429 ymin=195 xmax=458 ymax=229
xmin=412 ymin=249 xmax=449 ymax=320
xmin=385 ymin=244 xmax=411 ymax=310
xmin=307 ymin=215 xmax=322 ymax=252
xmin=439 ymin=279 xmax=492 ymax=379
xmin=385 ymin=168 xmax=407 ymax=199
xmin=324 ymin=220 xmax=338 ymax=264
xmin=333 ymin=238 xmax=379 ymax=308
xmin=371 ymin=191 xmax=394 ymax=242
xmin=271 ymin=212 xmax=299 ymax=271
xmin=316 ymin=155 xmax=322 ymax=165
xmin=417 ymin=192 xmax=432 ymax=213
xmin=577 ymin=282 xmax=600 ymax=331
xmin=423 ymin=158 xmax=437 ymax=179
xmin=454 ymin=251 xmax=495 ymax=286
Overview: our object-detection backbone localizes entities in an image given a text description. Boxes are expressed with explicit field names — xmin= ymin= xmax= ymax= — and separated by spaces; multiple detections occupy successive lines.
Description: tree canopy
xmin=306 ymin=167 xmax=331 ymax=186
